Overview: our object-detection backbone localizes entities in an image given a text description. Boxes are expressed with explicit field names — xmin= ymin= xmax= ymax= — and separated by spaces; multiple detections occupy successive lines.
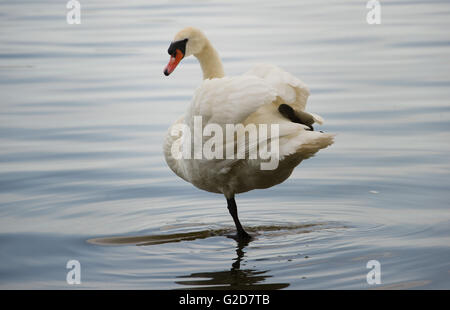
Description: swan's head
xmin=164 ymin=27 xmax=207 ymax=76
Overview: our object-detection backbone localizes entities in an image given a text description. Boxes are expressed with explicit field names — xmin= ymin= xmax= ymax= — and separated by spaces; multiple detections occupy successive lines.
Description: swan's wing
xmin=182 ymin=71 xmax=332 ymax=176
xmin=186 ymin=75 xmax=277 ymax=126
xmin=244 ymin=63 xmax=309 ymax=110
xmin=207 ymin=102 xmax=334 ymax=174
xmin=244 ymin=64 xmax=323 ymax=124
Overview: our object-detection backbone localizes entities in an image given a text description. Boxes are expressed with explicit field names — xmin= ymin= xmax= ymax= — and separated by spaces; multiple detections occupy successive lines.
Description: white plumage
xmin=162 ymin=27 xmax=334 ymax=239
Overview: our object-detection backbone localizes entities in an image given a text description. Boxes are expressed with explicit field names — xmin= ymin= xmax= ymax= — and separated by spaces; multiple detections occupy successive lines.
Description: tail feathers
xmin=279 ymin=131 xmax=335 ymax=161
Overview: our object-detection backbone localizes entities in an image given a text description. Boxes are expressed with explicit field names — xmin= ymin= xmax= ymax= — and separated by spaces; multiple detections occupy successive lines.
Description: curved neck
xmin=195 ymin=40 xmax=225 ymax=80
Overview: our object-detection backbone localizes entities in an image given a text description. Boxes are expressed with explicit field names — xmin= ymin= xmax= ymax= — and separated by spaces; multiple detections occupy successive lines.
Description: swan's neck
xmin=195 ymin=40 xmax=224 ymax=80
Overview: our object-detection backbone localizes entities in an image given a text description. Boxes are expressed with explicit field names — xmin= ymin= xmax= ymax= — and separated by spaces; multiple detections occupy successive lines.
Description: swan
xmin=163 ymin=27 xmax=334 ymax=240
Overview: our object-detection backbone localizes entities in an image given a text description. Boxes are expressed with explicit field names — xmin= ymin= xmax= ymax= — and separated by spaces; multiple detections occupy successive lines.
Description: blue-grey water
xmin=0 ymin=0 xmax=449 ymax=289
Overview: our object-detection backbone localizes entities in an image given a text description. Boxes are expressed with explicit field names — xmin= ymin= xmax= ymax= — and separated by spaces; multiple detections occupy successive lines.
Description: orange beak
xmin=164 ymin=49 xmax=184 ymax=76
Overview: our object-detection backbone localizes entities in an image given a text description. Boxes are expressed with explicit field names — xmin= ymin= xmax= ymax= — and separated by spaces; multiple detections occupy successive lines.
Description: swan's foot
xmin=278 ymin=103 xmax=314 ymax=131
xmin=226 ymin=230 xmax=253 ymax=242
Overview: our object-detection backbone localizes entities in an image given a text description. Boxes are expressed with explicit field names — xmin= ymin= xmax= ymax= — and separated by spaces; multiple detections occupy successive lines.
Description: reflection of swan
xmin=175 ymin=239 xmax=289 ymax=290
xmin=163 ymin=27 xmax=334 ymax=240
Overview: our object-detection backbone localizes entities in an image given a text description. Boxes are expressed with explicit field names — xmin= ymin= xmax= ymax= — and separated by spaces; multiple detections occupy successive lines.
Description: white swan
xmin=163 ymin=27 xmax=334 ymax=240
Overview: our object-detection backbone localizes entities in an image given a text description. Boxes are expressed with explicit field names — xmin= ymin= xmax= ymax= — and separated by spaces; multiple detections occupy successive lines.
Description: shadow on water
xmin=88 ymin=228 xmax=233 ymax=246
xmin=87 ymin=222 xmax=340 ymax=246
xmin=174 ymin=239 xmax=290 ymax=290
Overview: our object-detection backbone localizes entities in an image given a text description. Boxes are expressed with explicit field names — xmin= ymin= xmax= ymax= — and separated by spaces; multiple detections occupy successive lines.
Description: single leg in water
xmin=227 ymin=197 xmax=251 ymax=240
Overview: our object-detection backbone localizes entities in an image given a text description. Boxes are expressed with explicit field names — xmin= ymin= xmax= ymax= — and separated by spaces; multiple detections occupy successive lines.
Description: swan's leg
xmin=226 ymin=197 xmax=251 ymax=240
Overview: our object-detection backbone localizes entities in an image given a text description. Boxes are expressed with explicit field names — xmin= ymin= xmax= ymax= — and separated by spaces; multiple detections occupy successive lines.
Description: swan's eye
xmin=167 ymin=38 xmax=188 ymax=57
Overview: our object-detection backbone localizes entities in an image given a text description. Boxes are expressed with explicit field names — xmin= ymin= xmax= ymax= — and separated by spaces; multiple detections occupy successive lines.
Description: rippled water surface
xmin=1 ymin=0 xmax=450 ymax=289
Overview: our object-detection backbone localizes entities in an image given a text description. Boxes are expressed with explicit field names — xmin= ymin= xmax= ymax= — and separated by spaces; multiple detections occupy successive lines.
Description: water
xmin=1 ymin=0 xmax=449 ymax=289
